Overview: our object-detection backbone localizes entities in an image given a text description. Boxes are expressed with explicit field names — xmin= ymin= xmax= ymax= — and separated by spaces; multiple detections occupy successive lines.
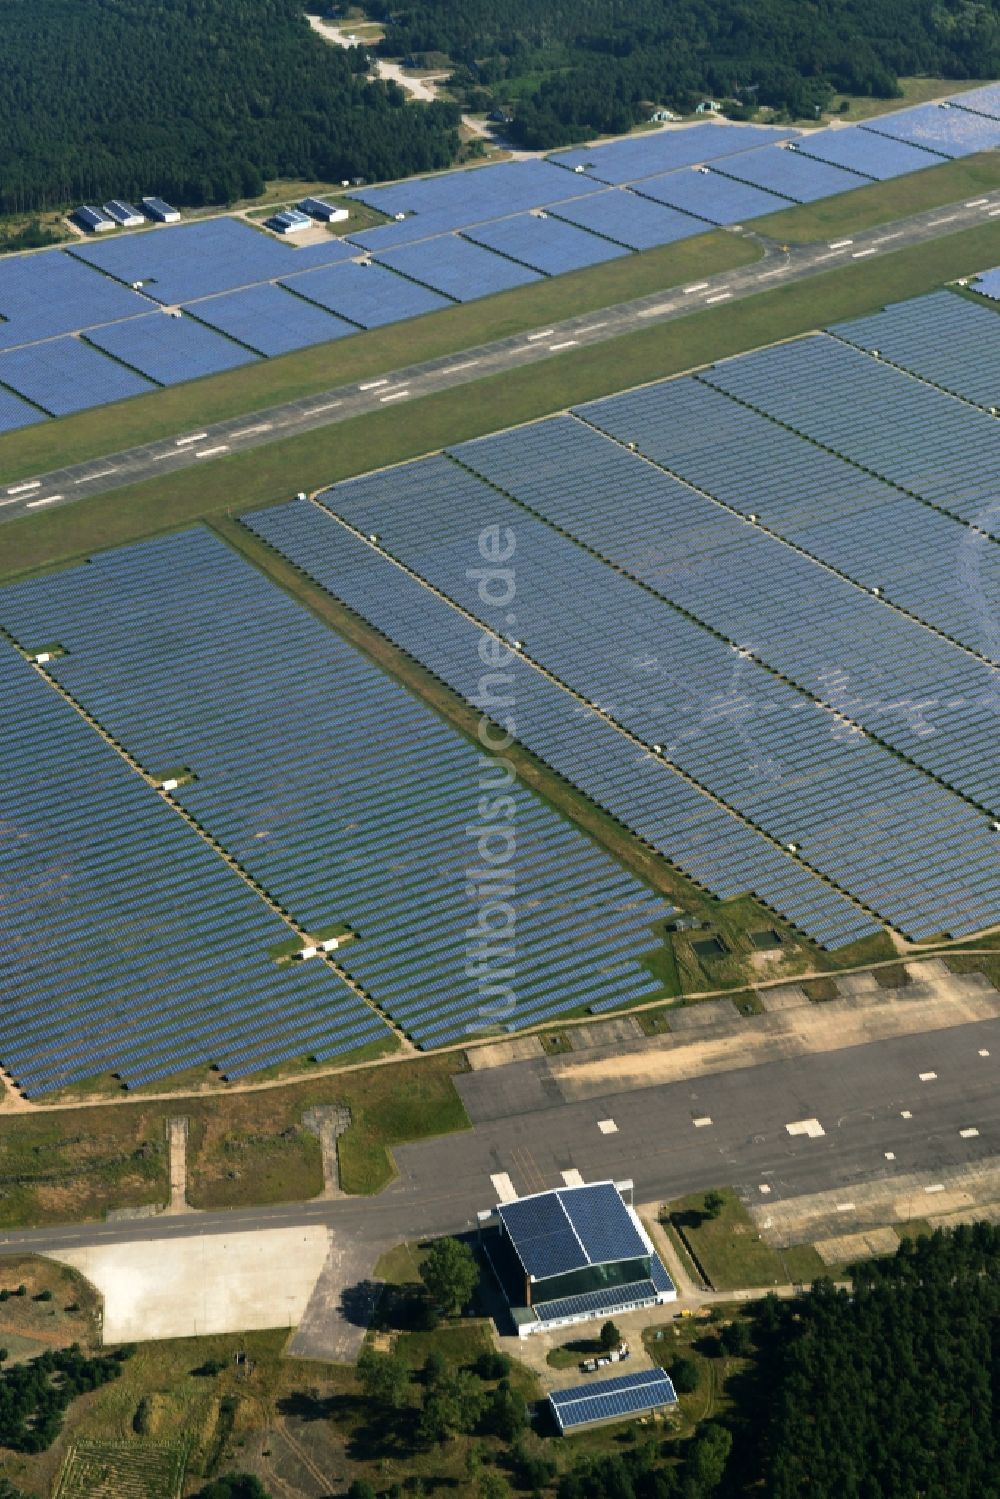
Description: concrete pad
xmin=814 ymin=1227 xmax=898 ymax=1264
xmin=665 ymin=999 xmax=742 ymax=1032
xmin=786 ymin=1117 xmax=825 ymax=1138
xmin=757 ymin=984 xmax=811 ymax=1012
xmin=491 ymin=1171 xmax=518 ymax=1202
xmin=832 ymin=973 xmax=881 ymax=997
xmin=568 ymin=1017 xmax=644 ymax=1050
xmin=466 ymin=1035 xmax=545 ymax=1070
xmin=561 ymin=1168 xmax=585 ymax=1186
xmin=597 ymin=1118 xmax=618 ymax=1134
xmin=53 ymin=1226 xmax=332 ymax=1343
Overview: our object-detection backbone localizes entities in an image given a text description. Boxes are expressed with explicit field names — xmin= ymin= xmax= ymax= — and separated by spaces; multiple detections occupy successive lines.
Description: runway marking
xmin=561 ymin=1168 xmax=585 ymax=1187
xmin=786 ymin=1117 xmax=825 ymax=1138
xmin=379 ymin=389 xmax=410 ymax=402
xmin=836 ymin=1202 xmax=856 ymax=1212
xmin=757 ymin=266 xmax=790 ymax=278
xmin=490 ymin=1171 xmax=518 ymax=1203
xmin=597 ymin=1118 xmax=618 ymax=1135
xmin=966 ymin=197 xmax=989 ymax=207
xmin=440 ymin=359 xmax=480 ymax=374
xmin=828 ymin=239 xmax=853 ymax=249
xmin=979 ymin=1049 xmax=990 ymax=1057
xmin=549 ymin=339 xmax=579 ymax=351
xmin=358 ymin=378 xmax=388 ymax=390
xmin=692 ymin=1116 xmax=713 ymax=1128
xmin=683 ymin=282 xmax=709 ymax=293
xmin=988 ymin=208 xmax=1000 ymax=218
xmin=925 ymin=1183 xmax=945 ymax=1194
xmin=527 ymin=328 xmax=555 ymax=341
xmin=230 ymin=423 xmax=273 ymax=438
xmin=578 ymin=321 xmax=608 ymax=334
xmin=918 ymin=1071 xmax=937 ymax=1082
xmin=872 ymin=231 xmax=902 ymax=243
xmin=152 ymin=450 xmax=177 ymax=461
xmin=705 ymin=292 xmax=732 ymax=304
xmin=851 ymin=247 xmax=877 ymax=258
xmin=175 ymin=431 xmax=208 ymax=446
xmin=638 ymin=302 xmax=677 ymax=317
xmin=0 ymin=497 xmax=21 ymax=507
xmin=195 ymin=444 xmax=229 ymax=459
xmin=75 ymin=468 xmax=117 ymax=482
xmin=758 ymin=1183 xmax=771 ymax=1194
xmin=959 ymin=1127 xmax=980 ymax=1139
xmin=884 ymin=1152 xmax=895 ymax=1160
xmin=813 ymin=250 xmax=843 ymax=262
xmin=307 ymin=400 xmax=342 ymax=414
xmin=901 ymin=1110 xmax=912 ymax=1119
xmin=6 ymin=480 xmax=41 ymax=494
xmin=928 ymin=214 xmax=958 ymax=226
xmin=26 ymin=494 xmax=61 ymax=508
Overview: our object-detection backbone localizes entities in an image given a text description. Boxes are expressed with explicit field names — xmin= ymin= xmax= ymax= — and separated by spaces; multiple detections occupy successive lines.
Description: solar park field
xmin=3 ymin=271 xmax=1000 ymax=1099
xmin=3 ymin=87 xmax=1000 ymax=433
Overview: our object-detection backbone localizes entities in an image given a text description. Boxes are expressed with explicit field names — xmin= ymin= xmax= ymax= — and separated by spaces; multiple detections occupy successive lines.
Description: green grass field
xmin=3 ymin=208 xmax=998 ymax=585
xmin=666 ymin=1189 xmax=831 ymax=1291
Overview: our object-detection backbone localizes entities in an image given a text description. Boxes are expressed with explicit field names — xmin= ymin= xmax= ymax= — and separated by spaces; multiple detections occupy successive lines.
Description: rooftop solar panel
xmin=636 ymin=167 xmax=788 ymax=224
xmin=862 ymin=103 xmax=1000 ymax=157
xmin=84 ymin=312 xmax=258 ymax=384
xmin=68 ymin=218 xmax=299 ymax=303
xmin=183 ymin=283 xmax=356 ymax=356
xmin=789 ymin=126 xmax=942 ymax=179
xmin=373 ymin=234 xmax=541 ymax=301
xmin=548 ymin=189 xmax=705 ymax=251
xmin=462 ymin=212 xmax=629 ymax=275
xmin=0 ymin=335 xmax=156 ymax=415
xmin=559 ymin=1183 xmax=649 ymax=1265
xmin=280 ymin=259 xmax=453 ymax=327
xmin=548 ymin=122 xmax=797 ymax=184
xmin=499 ymin=1193 xmax=585 ymax=1280
xmin=550 ymin=1369 xmax=678 ymax=1431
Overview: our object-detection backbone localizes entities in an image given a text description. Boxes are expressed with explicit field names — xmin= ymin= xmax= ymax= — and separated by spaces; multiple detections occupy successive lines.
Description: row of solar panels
xmin=2 ymin=91 xmax=999 ymax=431
xmin=0 ymin=527 xmax=670 ymax=1091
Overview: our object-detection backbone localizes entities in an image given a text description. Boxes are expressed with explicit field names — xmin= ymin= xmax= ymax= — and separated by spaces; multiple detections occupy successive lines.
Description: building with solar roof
xmin=549 ymin=1367 xmax=678 ymax=1433
xmin=479 ymin=1179 xmax=675 ymax=1336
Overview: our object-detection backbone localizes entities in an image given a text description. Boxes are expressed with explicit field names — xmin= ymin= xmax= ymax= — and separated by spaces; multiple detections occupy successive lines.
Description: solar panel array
xmin=865 ymin=102 xmax=1000 ymax=157
xmin=281 ymin=260 xmax=453 ymax=327
xmin=245 ymin=493 xmax=881 ymax=950
xmin=0 ymin=528 xmax=666 ymax=1052
xmin=789 ymin=126 xmax=943 ymax=180
xmin=499 ymin=1184 xmax=649 ymax=1279
xmin=463 ymin=213 xmax=629 ymax=276
xmin=0 ymin=251 xmax=151 ymax=349
xmin=702 ymin=333 xmax=1000 ymax=536
xmin=374 ymin=234 xmax=542 ymax=302
xmin=548 ymin=122 xmax=796 ymax=184
xmin=951 ymin=82 xmax=1000 ymax=120
xmin=713 ymin=143 xmax=866 ymax=202
xmin=184 ymin=283 xmax=356 ymax=357
xmin=577 ymin=371 xmax=1000 ymax=661
xmin=0 ymin=643 xmax=389 ymax=1096
xmin=635 ymin=167 xmax=788 ymax=224
xmin=455 ymin=413 xmax=999 ymax=815
xmin=345 ymin=159 xmax=596 ymax=247
xmin=973 ymin=265 xmax=1000 ymax=302
xmin=85 ymin=312 xmax=258 ymax=384
xmin=534 ymin=1278 xmax=661 ymax=1324
xmin=67 ymin=218 xmax=298 ymax=304
xmin=830 ymin=289 xmax=1000 ymax=410
xmin=549 ymin=1369 xmax=678 ymax=1432
xmin=547 ymin=190 xmax=706 ymax=251
xmin=0 ymin=336 xmax=156 ymax=416
xmin=0 ymin=385 xmax=48 ymax=434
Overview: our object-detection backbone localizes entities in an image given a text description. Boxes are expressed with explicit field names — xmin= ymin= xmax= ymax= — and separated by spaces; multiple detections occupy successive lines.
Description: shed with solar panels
xmin=549 ymin=1368 xmax=678 ymax=1433
xmin=479 ymin=1179 xmax=675 ymax=1337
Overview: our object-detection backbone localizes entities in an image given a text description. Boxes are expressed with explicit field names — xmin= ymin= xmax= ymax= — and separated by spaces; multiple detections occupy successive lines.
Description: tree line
xmin=0 ymin=0 xmax=460 ymax=216
xmin=363 ymin=0 xmax=1000 ymax=145
xmin=0 ymin=1343 xmax=131 ymax=1452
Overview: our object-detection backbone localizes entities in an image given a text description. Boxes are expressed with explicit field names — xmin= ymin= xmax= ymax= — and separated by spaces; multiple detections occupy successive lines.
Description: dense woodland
xmin=365 ymin=0 xmax=1000 ymax=145
xmin=0 ymin=0 xmax=459 ymax=215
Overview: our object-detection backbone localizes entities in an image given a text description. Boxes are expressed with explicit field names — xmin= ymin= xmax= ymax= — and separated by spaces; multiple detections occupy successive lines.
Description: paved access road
xmin=1 ymin=1015 xmax=996 ymax=1259
xmin=2 ymin=190 xmax=999 ymax=522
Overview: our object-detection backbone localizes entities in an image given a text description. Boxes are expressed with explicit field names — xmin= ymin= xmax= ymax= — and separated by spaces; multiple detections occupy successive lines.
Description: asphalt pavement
xmin=3 ymin=189 xmax=1000 ymax=523
xmin=1 ymin=1014 xmax=996 ymax=1258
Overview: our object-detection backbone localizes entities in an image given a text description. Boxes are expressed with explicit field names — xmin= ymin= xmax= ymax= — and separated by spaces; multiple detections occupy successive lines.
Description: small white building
xmin=141 ymin=196 xmax=181 ymax=223
xmin=75 ymin=205 xmax=116 ymax=233
xmin=103 ymin=199 xmax=144 ymax=228
xmin=267 ymin=207 xmax=312 ymax=235
xmin=300 ymin=196 xmax=350 ymax=224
